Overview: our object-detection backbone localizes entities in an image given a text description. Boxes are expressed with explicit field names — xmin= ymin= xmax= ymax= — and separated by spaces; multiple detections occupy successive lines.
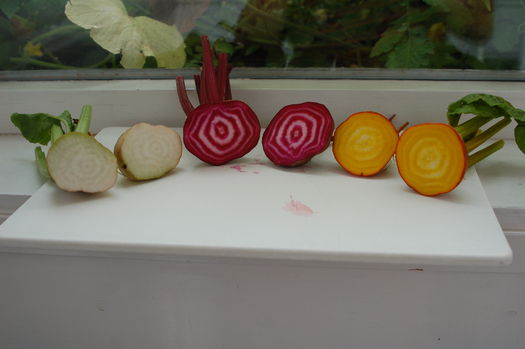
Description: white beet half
xmin=115 ymin=123 xmax=182 ymax=181
xmin=46 ymin=132 xmax=118 ymax=193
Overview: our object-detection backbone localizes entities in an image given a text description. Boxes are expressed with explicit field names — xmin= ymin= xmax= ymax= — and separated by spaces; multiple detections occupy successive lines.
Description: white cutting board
xmin=0 ymin=127 xmax=512 ymax=266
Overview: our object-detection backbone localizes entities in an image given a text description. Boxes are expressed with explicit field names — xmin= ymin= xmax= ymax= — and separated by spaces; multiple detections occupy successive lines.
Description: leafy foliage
xmin=448 ymin=94 xmax=525 ymax=127
xmin=447 ymin=93 xmax=525 ymax=154
xmin=0 ymin=0 xmax=523 ymax=71
xmin=385 ymin=28 xmax=434 ymax=68
xmin=65 ymin=0 xmax=185 ymax=69
xmin=10 ymin=113 xmax=62 ymax=145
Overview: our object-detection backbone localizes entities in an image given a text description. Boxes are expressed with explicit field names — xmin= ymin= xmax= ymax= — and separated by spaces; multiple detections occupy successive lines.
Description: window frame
xmin=1 ymin=74 xmax=524 ymax=140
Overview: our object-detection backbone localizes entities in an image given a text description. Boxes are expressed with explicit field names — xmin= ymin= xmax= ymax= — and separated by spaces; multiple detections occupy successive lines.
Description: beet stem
xmin=217 ymin=53 xmax=229 ymax=101
xmin=199 ymin=68 xmax=207 ymax=104
xmin=455 ymin=115 xmax=492 ymax=140
xmin=200 ymin=36 xmax=220 ymax=104
xmin=464 ymin=118 xmax=511 ymax=153
xmin=175 ymin=77 xmax=194 ymax=117
xmin=194 ymin=74 xmax=203 ymax=104
xmin=397 ymin=121 xmax=409 ymax=133
xmin=225 ymin=64 xmax=233 ymax=100
xmin=468 ymin=140 xmax=505 ymax=167
xmin=388 ymin=114 xmax=397 ymax=121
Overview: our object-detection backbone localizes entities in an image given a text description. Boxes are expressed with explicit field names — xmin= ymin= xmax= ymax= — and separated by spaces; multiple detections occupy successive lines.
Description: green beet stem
xmin=455 ymin=115 xmax=492 ymax=140
xmin=75 ymin=105 xmax=92 ymax=134
xmin=50 ymin=124 xmax=63 ymax=143
xmin=468 ymin=140 xmax=505 ymax=167
xmin=34 ymin=146 xmax=50 ymax=179
xmin=464 ymin=118 xmax=512 ymax=153
xmin=58 ymin=111 xmax=73 ymax=133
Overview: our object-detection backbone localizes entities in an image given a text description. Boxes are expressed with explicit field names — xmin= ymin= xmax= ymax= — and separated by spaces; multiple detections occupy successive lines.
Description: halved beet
xmin=183 ymin=101 xmax=260 ymax=165
xmin=262 ymin=102 xmax=334 ymax=166
xmin=176 ymin=36 xmax=260 ymax=165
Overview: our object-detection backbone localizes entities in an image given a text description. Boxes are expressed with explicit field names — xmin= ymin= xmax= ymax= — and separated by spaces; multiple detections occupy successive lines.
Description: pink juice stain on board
xmin=230 ymin=160 xmax=264 ymax=174
xmin=284 ymin=196 xmax=314 ymax=216
xmin=230 ymin=165 xmax=247 ymax=173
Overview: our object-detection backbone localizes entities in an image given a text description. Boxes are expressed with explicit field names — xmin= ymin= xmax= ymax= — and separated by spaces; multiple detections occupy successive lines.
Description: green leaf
xmin=214 ymin=39 xmax=234 ymax=55
xmin=385 ymin=31 xmax=433 ymax=68
xmin=447 ymin=94 xmax=525 ymax=126
xmin=515 ymin=123 xmax=525 ymax=154
xmin=370 ymin=28 xmax=405 ymax=58
xmin=448 ymin=93 xmax=525 ymax=161
xmin=11 ymin=113 xmax=62 ymax=145
xmin=0 ymin=0 xmax=21 ymax=18
xmin=65 ymin=0 xmax=186 ymax=69
xmin=422 ymin=0 xmax=475 ymax=34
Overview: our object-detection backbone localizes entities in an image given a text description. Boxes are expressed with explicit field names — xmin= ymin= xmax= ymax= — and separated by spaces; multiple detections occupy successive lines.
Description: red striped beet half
xmin=176 ymin=36 xmax=261 ymax=165
xmin=183 ymin=101 xmax=260 ymax=165
xmin=262 ymin=102 xmax=334 ymax=166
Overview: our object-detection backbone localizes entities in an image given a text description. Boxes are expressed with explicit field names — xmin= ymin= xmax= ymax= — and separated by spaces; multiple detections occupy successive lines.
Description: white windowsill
xmin=0 ymin=78 xmax=524 ymax=269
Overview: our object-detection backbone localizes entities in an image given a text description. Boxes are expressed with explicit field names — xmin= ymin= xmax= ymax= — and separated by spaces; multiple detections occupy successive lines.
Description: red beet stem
xmin=397 ymin=121 xmax=409 ymax=133
xmin=225 ymin=64 xmax=233 ymax=100
xmin=175 ymin=76 xmax=194 ymax=117
xmin=194 ymin=74 xmax=202 ymax=104
xmin=388 ymin=114 xmax=397 ymax=121
xmin=199 ymin=68 xmax=209 ymax=104
xmin=200 ymin=36 xmax=220 ymax=104
xmin=216 ymin=53 xmax=229 ymax=101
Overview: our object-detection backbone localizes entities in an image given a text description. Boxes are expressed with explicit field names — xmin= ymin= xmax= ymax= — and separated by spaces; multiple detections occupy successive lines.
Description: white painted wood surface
xmin=0 ymin=128 xmax=512 ymax=266
xmin=2 ymin=79 xmax=524 ymax=137
xmin=1 ymin=80 xmax=524 ymax=349
xmin=1 ymin=251 xmax=524 ymax=349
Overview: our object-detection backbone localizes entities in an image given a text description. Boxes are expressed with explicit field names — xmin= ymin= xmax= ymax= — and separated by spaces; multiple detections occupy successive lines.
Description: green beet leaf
xmin=447 ymin=93 xmax=525 ymax=126
xmin=11 ymin=110 xmax=74 ymax=145
xmin=447 ymin=93 xmax=525 ymax=157
xmin=11 ymin=113 xmax=62 ymax=145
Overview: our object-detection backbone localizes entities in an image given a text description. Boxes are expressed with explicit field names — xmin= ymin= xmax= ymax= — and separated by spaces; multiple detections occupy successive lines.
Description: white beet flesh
xmin=115 ymin=123 xmax=182 ymax=181
xmin=47 ymin=132 xmax=118 ymax=193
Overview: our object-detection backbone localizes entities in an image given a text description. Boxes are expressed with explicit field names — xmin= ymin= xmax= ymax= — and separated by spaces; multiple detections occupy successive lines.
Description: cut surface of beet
xmin=332 ymin=111 xmax=399 ymax=177
xmin=396 ymin=123 xmax=468 ymax=196
xmin=115 ymin=123 xmax=183 ymax=180
xmin=183 ymin=101 xmax=260 ymax=165
xmin=47 ymin=132 xmax=117 ymax=193
xmin=262 ymin=102 xmax=334 ymax=167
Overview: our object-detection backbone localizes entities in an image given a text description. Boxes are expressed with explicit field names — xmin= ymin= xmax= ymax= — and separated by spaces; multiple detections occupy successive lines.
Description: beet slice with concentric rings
xmin=262 ymin=102 xmax=334 ymax=167
xmin=176 ymin=36 xmax=260 ymax=165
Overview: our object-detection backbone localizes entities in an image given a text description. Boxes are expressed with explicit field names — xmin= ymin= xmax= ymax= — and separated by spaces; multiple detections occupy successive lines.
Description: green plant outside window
xmin=1 ymin=0 xmax=524 ymax=72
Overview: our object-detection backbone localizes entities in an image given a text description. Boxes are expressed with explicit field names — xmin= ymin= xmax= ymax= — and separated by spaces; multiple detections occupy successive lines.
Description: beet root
xmin=262 ymin=102 xmax=334 ymax=167
xmin=183 ymin=101 xmax=260 ymax=165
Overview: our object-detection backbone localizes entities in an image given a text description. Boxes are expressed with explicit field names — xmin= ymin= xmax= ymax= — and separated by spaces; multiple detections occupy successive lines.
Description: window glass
xmin=0 ymin=0 xmax=524 ymax=74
